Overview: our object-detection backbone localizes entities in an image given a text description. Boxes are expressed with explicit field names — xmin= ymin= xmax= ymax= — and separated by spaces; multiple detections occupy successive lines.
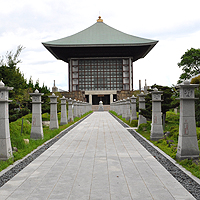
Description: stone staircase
xmin=92 ymin=105 xmax=110 ymax=111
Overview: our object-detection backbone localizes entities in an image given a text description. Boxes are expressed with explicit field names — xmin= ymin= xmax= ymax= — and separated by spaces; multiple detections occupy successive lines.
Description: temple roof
xmin=42 ymin=17 xmax=158 ymax=62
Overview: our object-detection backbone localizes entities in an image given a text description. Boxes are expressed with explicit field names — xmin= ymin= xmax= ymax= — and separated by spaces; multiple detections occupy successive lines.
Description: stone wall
xmin=60 ymin=91 xmax=85 ymax=102
xmin=117 ymin=90 xmax=135 ymax=101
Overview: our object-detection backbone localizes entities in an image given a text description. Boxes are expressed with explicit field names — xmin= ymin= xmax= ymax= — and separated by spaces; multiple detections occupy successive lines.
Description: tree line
xmin=0 ymin=46 xmax=51 ymax=122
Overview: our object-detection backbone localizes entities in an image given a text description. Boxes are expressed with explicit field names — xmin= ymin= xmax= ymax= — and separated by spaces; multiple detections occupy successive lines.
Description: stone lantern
xmin=125 ymin=98 xmax=131 ymax=121
xmin=49 ymin=93 xmax=59 ymax=129
xmin=138 ymin=92 xmax=147 ymax=126
xmin=77 ymin=100 xmax=81 ymax=118
xmin=176 ymin=81 xmax=199 ymax=160
xmin=150 ymin=88 xmax=163 ymax=141
xmin=60 ymin=96 xmax=68 ymax=125
xmin=73 ymin=99 xmax=78 ymax=118
xmin=122 ymin=99 xmax=127 ymax=119
xmin=0 ymin=80 xmax=13 ymax=160
xmin=98 ymin=101 xmax=104 ymax=111
xmin=68 ymin=98 xmax=74 ymax=122
xmin=130 ymin=95 xmax=137 ymax=120
xmin=30 ymin=89 xmax=44 ymax=139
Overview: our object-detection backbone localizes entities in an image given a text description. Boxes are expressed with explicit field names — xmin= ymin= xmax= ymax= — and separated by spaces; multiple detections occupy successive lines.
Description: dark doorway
xmin=85 ymin=95 xmax=89 ymax=103
xmin=113 ymin=94 xmax=117 ymax=102
xmin=92 ymin=95 xmax=110 ymax=105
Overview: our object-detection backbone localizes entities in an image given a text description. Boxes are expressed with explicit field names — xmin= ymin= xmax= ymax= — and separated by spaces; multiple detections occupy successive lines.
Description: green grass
xmin=0 ymin=111 xmax=93 ymax=172
xmin=109 ymin=110 xmax=138 ymax=127
xmin=109 ymin=110 xmax=200 ymax=179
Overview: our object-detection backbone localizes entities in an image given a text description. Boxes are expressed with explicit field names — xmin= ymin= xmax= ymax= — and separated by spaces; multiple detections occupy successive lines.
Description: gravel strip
xmin=110 ymin=112 xmax=200 ymax=200
xmin=0 ymin=113 xmax=92 ymax=188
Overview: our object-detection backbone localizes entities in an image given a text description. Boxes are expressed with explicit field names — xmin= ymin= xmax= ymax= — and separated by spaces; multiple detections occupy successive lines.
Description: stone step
xmin=92 ymin=105 xmax=110 ymax=111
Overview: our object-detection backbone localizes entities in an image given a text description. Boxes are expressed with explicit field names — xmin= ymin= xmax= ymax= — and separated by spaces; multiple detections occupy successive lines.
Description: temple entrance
xmin=92 ymin=95 xmax=110 ymax=105
xmin=85 ymin=95 xmax=89 ymax=103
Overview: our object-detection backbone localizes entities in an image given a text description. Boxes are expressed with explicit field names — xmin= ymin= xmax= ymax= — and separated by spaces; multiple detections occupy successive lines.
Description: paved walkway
xmin=0 ymin=112 xmax=196 ymax=200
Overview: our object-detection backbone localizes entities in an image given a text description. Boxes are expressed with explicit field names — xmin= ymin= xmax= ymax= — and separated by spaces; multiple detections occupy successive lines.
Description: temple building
xmin=42 ymin=17 xmax=158 ymax=105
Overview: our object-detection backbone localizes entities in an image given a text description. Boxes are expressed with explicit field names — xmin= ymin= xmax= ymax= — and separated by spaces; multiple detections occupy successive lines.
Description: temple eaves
xmin=42 ymin=17 xmax=158 ymax=62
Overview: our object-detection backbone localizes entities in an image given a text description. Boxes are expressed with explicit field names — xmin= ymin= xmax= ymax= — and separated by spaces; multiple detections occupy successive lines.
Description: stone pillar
xmin=110 ymin=102 xmax=113 ymax=111
xmin=89 ymin=103 xmax=92 ymax=112
xmin=176 ymin=81 xmax=199 ymax=160
xmin=150 ymin=88 xmax=163 ymax=141
xmin=73 ymin=99 xmax=78 ymax=118
xmin=138 ymin=92 xmax=147 ymax=126
xmin=52 ymin=80 xmax=58 ymax=93
xmin=139 ymin=80 xmax=141 ymax=93
xmin=119 ymin=100 xmax=123 ymax=116
xmin=0 ymin=81 xmax=13 ymax=160
xmin=110 ymin=94 xmax=113 ymax=104
xmin=49 ymin=93 xmax=59 ymax=129
xmin=83 ymin=102 xmax=86 ymax=114
xmin=114 ymin=101 xmax=116 ymax=113
xmin=122 ymin=99 xmax=127 ymax=119
xmin=89 ymin=94 xmax=92 ymax=104
xmin=60 ymin=96 xmax=68 ymax=125
xmin=30 ymin=89 xmax=44 ymax=139
xmin=117 ymin=101 xmax=120 ymax=115
xmin=144 ymin=79 xmax=148 ymax=94
xmin=116 ymin=101 xmax=120 ymax=115
xmin=81 ymin=101 xmax=84 ymax=116
xmin=126 ymin=98 xmax=130 ymax=121
xmin=130 ymin=95 xmax=137 ymax=120
xmin=79 ymin=101 xmax=83 ymax=116
xmin=113 ymin=101 xmax=116 ymax=113
xmin=86 ymin=102 xmax=89 ymax=113
xmin=81 ymin=102 xmax=84 ymax=115
xmin=68 ymin=98 xmax=74 ymax=122
xmin=77 ymin=100 xmax=81 ymax=117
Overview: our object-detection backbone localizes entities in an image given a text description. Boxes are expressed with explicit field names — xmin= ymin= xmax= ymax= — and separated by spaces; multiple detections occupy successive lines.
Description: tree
xmin=0 ymin=45 xmax=27 ymax=98
xmin=0 ymin=46 xmax=51 ymax=121
xmin=191 ymin=75 xmax=200 ymax=126
xmin=140 ymin=84 xmax=179 ymax=129
xmin=24 ymin=78 xmax=51 ymax=114
xmin=0 ymin=46 xmax=30 ymax=121
xmin=178 ymin=48 xmax=200 ymax=84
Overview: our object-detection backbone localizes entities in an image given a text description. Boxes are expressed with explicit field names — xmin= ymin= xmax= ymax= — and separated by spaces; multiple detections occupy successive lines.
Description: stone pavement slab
xmin=0 ymin=112 xmax=197 ymax=200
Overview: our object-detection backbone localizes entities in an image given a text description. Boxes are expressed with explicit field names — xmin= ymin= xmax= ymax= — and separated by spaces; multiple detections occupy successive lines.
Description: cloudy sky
xmin=0 ymin=0 xmax=200 ymax=91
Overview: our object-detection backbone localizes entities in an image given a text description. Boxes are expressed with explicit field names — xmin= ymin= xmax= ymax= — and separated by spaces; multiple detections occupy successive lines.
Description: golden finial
xmin=97 ymin=16 xmax=103 ymax=22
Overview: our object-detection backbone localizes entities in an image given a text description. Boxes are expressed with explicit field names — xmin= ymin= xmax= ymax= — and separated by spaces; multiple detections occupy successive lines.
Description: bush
xmin=42 ymin=113 xmax=50 ymax=121
xmin=179 ymin=159 xmax=200 ymax=178
xmin=196 ymin=127 xmax=200 ymax=140
xmin=10 ymin=116 xmax=31 ymax=149
xmin=165 ymin=111 xmax=179 ymax=123
xmin=129 ymin=120 xmax=138 ymax=127
xmin=168 ymin=126 xmax=179 ymax=141
xmin=137 ymin=122 xmax=151 ymax=132
xmin=23 ymin=113 xmax=32 ymax=123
